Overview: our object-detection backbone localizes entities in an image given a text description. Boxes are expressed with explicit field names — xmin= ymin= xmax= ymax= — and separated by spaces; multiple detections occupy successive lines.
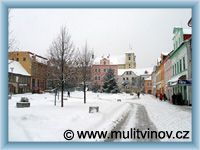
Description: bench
xmin=16 ymin=102 xmax=30 ymax=108
xmin=89 ymin=106 xmax=99 ymax=113
xmin=63 ymin=97 xmax=68 ymax=100
xmin=16 ymin=97 xmax=30 ymax=108
xmin=117 ymin=99 xmax=121 ymax=102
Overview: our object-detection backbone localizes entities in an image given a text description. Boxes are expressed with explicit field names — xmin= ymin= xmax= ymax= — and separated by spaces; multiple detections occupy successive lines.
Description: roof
xmin=188 ymin=18 xmax=192 ymax=27
xmin=145 ymin=76 xmax=152 ymax=80
xmin=173 ymin=27 xmax=191 ymax=35
xmin=157 ymin=57 xmax=161 ymax=63
xmin=8 ymin=60 xmax=30 ymax=76
xmin=183 ymin=29 xmax=192 ymax=34
xmin=118 ymin=67 xmax=153 ymax=76
xmin=161 ymin=52 xmax=169 ymax=56
xmin=93 ymin=55 xmax=125 ymax=65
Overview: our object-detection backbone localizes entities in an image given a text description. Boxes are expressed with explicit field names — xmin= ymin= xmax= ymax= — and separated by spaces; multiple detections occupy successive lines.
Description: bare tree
xmin=8 ymin=9 xmax=17 ymax=51
xmin=48 ymin=26 xmax=75 ymax=107
xmin=77 ymin=42 xmax=94 ymax=104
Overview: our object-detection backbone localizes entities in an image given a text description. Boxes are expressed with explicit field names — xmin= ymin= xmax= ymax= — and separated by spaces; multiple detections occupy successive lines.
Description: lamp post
xmin=10 ymin=67 xmax=14 ymax=97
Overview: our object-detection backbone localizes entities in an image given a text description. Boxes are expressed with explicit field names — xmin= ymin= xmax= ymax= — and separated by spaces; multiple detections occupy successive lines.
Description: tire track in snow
xmin=10 ymin=117 xmax=33 ymax=141
xmin=134 ymin=103 xmax=160 ymax=142
xmin=106 ymin=103 xmax=159 ymax=142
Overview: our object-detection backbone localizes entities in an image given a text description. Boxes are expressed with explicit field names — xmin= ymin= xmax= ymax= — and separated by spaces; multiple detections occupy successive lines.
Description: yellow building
xmin=9 ymin=51 xmax=48 ymax=91
xmin=124 ymin=52 xmax=136 ymax=69
xmin=118 ymin=52 xmax=136 ymax=69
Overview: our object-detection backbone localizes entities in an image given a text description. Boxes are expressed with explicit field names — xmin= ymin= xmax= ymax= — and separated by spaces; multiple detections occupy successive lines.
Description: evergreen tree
xmin=102 ymin=69 xmax=119 ymax=93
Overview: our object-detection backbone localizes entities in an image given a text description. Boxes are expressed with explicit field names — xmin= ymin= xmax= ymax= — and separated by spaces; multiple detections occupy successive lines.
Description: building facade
xmin=8 ymin=60 xmax=31 ymax=94
xmin=118 ymin=52 xmax=136 ymax=69
xmin=155 ymin=59 xmax=161 ymax=96
xmin=168 ymin=27 xmax=192 ymax=105
xmin=151 ymin=66 xmax=157 ymax=96
xmin=144 ymin=76 xmax=152 ymax=94
xmin=118 ymin=68 xmax=152 ymax=93
xmin=163 ymin=52 xmax=173 ymax=102
xmin=91 ymin=56 xmax=118 ymax=90
xmin=9 ymin=51 xmax=48 ymax=91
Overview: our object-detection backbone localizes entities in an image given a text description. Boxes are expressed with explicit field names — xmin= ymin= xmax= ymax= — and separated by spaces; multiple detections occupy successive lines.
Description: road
xmin=107 ymin=102 xmax=160 ymax=142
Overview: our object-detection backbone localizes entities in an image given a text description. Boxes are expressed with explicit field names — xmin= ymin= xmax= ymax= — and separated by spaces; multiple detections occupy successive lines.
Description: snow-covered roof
xmin=118 ymin=67 xmax=153 ymax=76
xmin=183 ymin=28 xmax=192 ymax=34
xmin=8 ymin=60 xmax=30 ymax=76
xmin=157 ymin=57 xmax=161 ymax=63
xmin=173 ymin=27 xmax=192 ymax=35
xmin=145 ymin=76 xmax=152 ymax=80
xmin=161 ymin=52 xmax=169 ymax=56
xmin=93 ymin=55 xmax=125 ymax=65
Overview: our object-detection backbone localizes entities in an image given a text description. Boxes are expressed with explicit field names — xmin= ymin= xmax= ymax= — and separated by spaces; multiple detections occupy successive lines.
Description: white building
xmin=118 ymin=67 xmax=153 ymax=93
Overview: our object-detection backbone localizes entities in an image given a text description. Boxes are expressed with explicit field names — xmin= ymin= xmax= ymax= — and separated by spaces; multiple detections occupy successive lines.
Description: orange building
xmin=144 ymin=76 xmax=152 ymax=94
xmin=9 ymin=51 xmax=48 ymax=91
xmin=156 ymin=53 xmax=168 ymax=96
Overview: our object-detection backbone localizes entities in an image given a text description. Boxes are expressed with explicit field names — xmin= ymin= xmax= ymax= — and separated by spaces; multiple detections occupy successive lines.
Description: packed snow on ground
xmin=126 ymin=94 xmax=192 ymax=142
xmin=9 ymin=91 xmax=191 ymax=142
xmin=9 ymin=91 xmax=131 ymax=142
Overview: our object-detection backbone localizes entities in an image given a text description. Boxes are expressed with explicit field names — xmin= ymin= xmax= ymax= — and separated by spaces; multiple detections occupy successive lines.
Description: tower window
xmin=128 ymin=56 xmax=131 ymax=60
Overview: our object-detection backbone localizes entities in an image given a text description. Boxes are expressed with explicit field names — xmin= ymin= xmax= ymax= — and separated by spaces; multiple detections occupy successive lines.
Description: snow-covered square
xmin=9 ymin=91 xmax=191 ymax=142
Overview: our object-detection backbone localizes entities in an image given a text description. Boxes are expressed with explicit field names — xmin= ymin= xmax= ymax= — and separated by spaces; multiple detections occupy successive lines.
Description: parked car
xmin=32 ymin=87 xmax=43 ymax=94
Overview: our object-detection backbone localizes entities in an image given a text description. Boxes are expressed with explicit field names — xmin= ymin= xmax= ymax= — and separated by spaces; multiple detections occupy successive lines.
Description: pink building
xmin=91 ymin=56 xmax=118 ymax=90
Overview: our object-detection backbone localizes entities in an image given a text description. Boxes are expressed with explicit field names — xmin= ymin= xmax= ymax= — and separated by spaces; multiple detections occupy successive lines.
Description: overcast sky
xmin=10 ymin=8 xmax=191 ymax=68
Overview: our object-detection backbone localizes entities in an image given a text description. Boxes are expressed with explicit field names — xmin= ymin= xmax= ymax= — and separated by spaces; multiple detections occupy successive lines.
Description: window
xmin=180 ymin=59 xmax=182 ymax=72
xmin=183 ymin=57 xmax=186 ymax=70
xmin=175 ymin=64 xmax=176 ymax=75
xmin=104 ymin=61 xmax=106 ymax=65
xmin=129 ymin=64 xmax=131 ymax=68
xmin=128 ymin=56 xmax=131 ymax=60
xmin=98 ymin=76 xmax=100 ymax=80
xmin=95 ymin=76 xmax=97 ymax=80
xmin=23 ymin=57 xmax=26 ymax=61
xmin=98 ymin=69 xmax=101 ymax=72
xmin=95 ymin=69 xmax=97 ymax=72
xmin=123 ymin=78 xmax=125 ymax=80
xmin=104 ymin=69 xmax=106 ymax=72
xmin=126 ymin=77 xmax=129 ymax=80
xmin=177 ymin=62 xmax=179 ymax=73
xmin=16 ymin=58 xmax=19 ymax=61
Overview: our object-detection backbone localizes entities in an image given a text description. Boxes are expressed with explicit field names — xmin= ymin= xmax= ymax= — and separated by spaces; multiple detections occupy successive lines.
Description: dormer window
xmin=145 ymin=70 xmax=148 ymax=74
